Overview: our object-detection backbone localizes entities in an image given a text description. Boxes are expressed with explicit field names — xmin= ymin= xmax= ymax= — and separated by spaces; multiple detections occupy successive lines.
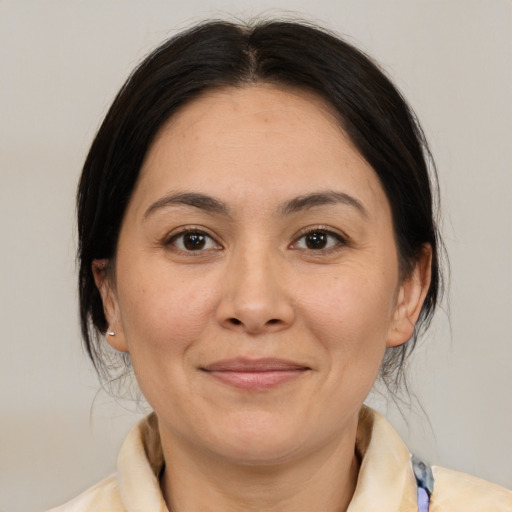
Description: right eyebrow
xmin=278 ymin=191 xmax=368 ymax=218
xmin=144 ymin=192 xmax=230 ymax=219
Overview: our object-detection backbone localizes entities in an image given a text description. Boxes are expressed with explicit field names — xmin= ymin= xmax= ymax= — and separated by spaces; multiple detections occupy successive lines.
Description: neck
xmin=159 ymin=423 xmax=360 ymax=512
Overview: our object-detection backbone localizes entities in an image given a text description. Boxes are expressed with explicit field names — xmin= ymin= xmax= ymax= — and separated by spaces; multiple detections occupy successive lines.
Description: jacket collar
xmin=117 ymin=406 xmax=417 ymax=512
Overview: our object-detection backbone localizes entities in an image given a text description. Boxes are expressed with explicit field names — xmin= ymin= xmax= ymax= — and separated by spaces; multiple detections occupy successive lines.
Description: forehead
xmin=133 ymin=84 xmax=390 ymax=218
xmin=158 ymin=84 xmax=343 ymax=139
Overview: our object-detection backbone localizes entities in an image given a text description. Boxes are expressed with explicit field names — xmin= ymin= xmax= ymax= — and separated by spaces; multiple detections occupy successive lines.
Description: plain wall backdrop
xmin=0 ymin=1 xmax=511 ymax=510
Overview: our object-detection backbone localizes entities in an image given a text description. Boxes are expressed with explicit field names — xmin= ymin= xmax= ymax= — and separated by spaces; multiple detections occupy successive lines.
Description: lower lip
xmin=206 ymin=369 xmax=308 ymax=390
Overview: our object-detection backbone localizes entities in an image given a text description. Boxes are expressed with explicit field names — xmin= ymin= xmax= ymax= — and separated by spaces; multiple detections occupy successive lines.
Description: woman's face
xmin=96 ymin=85 xmax=428 ymax=464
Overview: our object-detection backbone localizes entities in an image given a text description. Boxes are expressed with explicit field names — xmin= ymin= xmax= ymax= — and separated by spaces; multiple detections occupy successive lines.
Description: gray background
xmin=0 ymin=1 xmax=510 ymax=510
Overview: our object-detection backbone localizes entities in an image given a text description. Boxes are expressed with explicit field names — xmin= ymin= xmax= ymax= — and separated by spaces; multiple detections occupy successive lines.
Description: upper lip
xmin=201 ymin=358 xmax=310 ymax=372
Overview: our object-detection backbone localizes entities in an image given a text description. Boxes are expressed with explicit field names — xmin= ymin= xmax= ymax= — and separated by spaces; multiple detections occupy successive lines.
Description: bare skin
xmin=94 ymin=85 xmax=431 ymax=512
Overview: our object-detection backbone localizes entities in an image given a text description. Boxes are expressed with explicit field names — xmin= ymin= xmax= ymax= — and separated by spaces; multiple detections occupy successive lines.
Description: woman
xmin=53 ymin=20 xmax=511 ymax=511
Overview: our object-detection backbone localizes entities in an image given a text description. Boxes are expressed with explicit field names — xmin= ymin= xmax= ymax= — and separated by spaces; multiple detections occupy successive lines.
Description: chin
xmin=202 ymin=412 xmax=312 ymax=466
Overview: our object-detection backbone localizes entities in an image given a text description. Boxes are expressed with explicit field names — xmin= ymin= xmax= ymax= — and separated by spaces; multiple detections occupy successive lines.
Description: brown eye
xmin=169 ymin=230 xmax=220 ymax=252
xmin=305 ymin=231 xmax=328 ymax=249
xmin=183 ymin=232 xmax=206 ymax=250
xmin=293 ymin=229 xmax=345 ymax=251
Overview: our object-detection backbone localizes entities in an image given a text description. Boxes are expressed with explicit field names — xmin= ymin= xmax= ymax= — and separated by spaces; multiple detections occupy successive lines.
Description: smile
xmin=200 ymin=358 xmax=310 ymax=390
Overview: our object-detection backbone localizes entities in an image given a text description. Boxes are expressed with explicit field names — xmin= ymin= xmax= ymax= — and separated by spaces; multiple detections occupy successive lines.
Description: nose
xmin=216 ymin=245 xmax=295 ymax=334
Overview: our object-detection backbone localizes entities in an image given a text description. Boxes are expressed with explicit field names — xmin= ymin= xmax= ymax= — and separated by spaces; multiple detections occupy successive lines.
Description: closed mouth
xmin=200 ymin=358 xmax=310 ymax=390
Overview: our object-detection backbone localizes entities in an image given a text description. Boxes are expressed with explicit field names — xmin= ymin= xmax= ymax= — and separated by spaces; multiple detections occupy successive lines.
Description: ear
xmin=92 ymin=259 xmax=128 ymax=353
xmin=387 ymin=245 xmax=432 ymax=348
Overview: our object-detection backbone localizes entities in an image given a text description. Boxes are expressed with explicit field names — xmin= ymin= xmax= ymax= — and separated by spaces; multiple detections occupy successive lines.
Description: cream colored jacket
xmin=49 ymin=407 xmax=511 ymax=511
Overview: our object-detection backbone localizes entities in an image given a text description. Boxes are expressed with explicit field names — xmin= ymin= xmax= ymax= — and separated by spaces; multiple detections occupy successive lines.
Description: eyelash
xmin=163 ymin=226 xmax=348 ymax=255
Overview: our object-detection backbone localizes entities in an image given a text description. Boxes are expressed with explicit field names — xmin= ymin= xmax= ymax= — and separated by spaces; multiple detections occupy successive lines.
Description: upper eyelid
xmin=164 ymin=227 xmax=223 ymax=249
xmin=292 ymin=225 xmax=348 ymax=241
xmin=165 ymin=226 xmax=217 ymax=240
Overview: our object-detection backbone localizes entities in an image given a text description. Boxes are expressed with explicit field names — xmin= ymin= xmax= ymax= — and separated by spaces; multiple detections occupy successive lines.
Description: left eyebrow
xmin=144 ymin=192 xmax=231 ymax=219
xmin=278 ymin=191 xmax=368 ymax=218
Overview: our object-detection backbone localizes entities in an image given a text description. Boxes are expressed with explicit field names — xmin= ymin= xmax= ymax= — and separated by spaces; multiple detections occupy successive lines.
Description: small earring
xmin=107 ymin=331 xmax=116 ymax=336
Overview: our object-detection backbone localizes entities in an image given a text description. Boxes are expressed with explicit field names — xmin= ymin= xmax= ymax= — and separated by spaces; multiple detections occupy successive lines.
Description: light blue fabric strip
xmin=412 ymin=455 xmax=434 ymax=512
xmin=417 ymin=487 xmax=430 ymax=512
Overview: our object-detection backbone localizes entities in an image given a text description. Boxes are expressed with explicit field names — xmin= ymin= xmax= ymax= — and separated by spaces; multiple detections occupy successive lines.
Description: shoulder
xmin=46 ymin=413 xmax=165 ymax=512
xmin=47 ymin=474 xmax=124 ymax=512
xmin=430 ymin=466 xmax=512 ymax=511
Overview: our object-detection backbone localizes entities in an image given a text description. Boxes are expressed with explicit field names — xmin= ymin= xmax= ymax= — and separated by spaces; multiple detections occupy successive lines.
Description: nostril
xmin=229 ymin=318 xmax=242 ymax=325
xmin=267 ymin=319 xmax=280 ymax=325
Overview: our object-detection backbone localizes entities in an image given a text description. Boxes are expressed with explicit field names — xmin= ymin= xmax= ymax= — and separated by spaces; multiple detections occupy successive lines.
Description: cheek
xmin=115 ymin=267 xmax=221 ymax=412
xmin=297 ymin=267 xmax=397 ymax=370
xmin=303 ymin=268 xmax=395 ymax=330
xmin=117 ymin=267 xmax=219 ymax=356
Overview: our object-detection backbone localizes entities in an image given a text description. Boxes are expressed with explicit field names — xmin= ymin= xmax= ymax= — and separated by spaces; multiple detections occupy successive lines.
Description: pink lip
xmin=201 ymin=358 xmax=310 ymax=390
